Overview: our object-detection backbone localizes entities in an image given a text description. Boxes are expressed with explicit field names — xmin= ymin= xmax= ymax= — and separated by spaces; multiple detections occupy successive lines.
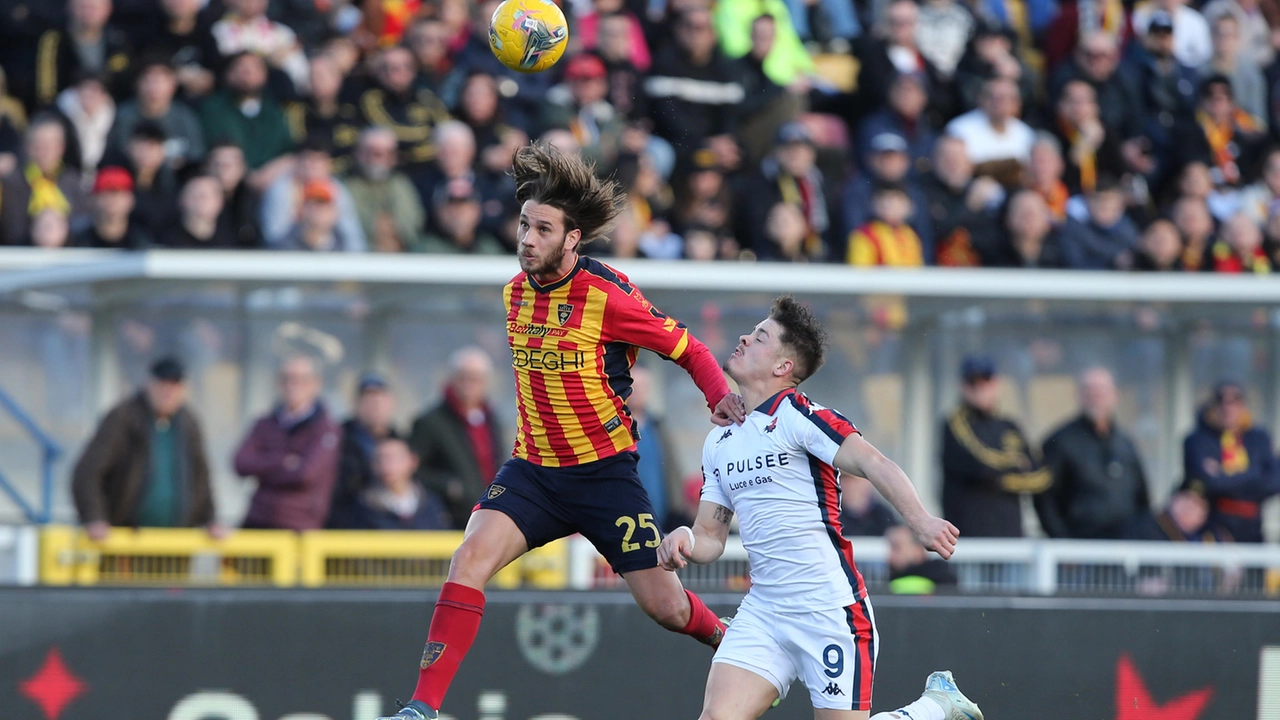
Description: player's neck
xmin=532 ymin=251 xmax=579 ymax=285
xmin=738 ymin=380 xmax=795 ymax=418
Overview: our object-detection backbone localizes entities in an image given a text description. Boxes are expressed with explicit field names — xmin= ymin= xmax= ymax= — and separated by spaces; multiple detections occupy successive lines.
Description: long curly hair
xmin=510 ymin=141 xmax=627 ymax=244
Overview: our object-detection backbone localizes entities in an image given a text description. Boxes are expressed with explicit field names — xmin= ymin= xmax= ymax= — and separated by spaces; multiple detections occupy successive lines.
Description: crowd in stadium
xmin=2 ymin=0 xmax=1280 ymax=267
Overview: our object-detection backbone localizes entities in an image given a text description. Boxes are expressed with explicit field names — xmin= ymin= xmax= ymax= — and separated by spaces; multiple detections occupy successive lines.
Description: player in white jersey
xmin=657 ymin=296 xmax=984 ymax=720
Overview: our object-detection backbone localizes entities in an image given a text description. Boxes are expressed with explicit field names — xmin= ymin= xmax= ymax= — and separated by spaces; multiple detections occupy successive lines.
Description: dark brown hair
xmin=510 ymin=141 xmax=627 ymax=243
xmin=769 ymin=295 xmax=827 ymax=382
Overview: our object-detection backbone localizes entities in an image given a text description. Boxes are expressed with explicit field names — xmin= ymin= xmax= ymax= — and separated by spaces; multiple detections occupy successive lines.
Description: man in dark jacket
xmin=349 ymin=437 xmax=451 ymax=531
xmin=1037 ymin=367 xmax=1150 ymax=539
xmin=644 ymin=7 xmax=743 ymax=157
xmin=941 ymin=354 xmax=1051 ymax=537
xmin=1182 ymin=381 xmax=1280 ymax=542
xmin=72 ymin=357 xmax=217 ymax=540
xmin=233 ymin=355 xmax=341 ymax=530
xmin=328 ymin=372 xmax=401 ymax=529
xmin=409 ymin=347 xmax=505 ymax=530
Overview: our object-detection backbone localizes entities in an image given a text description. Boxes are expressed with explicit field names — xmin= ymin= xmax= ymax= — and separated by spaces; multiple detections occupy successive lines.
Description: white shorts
xmin=711 ymin=594 xmax=880 ymax=710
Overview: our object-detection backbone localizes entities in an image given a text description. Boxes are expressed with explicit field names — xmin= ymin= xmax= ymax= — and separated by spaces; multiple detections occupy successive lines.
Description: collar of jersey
xmin=755 ymin=387 xmax=797 ymax=416
xmin=527 ymin=256 xmax=585 ymax=293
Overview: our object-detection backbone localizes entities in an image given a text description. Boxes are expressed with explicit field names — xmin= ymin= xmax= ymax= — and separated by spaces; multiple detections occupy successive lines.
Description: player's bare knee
xmin=447 ymin=540 xmax=496 ymax=586
xmin=642 ymin=592 xmax=690 ymax=630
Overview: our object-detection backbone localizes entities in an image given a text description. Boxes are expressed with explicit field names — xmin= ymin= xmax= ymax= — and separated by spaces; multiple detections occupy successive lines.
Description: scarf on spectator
xmin=1197 ymin=108 xmax=1258 ymax=185
xmin=848 ymin=220 xmax=923 ymax=266
xmin=1220 ymin=429 xmax=1249 ymax=475
xmin=1058 ymin=117 xmax=1097 ymax=192
xmin=375 ymin=0 xmax=421 ymax=46
xmin=1210 ymin=240 xmax=1271 ymax=273
xmin=1039 ymin=181 xmax=1069 ymax=222
xmin=445 ymin=386 xmax=497 ymax=483
xmin=24 ymin=163 xmax=69 ymax=216
xmin=765 ymin=157 xmax=828 ymax=259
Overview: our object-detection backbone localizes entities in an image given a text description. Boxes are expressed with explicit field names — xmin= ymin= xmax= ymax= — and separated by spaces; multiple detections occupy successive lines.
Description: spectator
xmin=278 ymin=180 xmax=364 ymax=252
xmin=916 ymin=0 xmax=976 ymax=80
xmin=1037 ymin=367 xmax=1151 ymax=539
xmin=577 ymin=0 xmax=652 ymax=73
xmin=756 ymin=202 xmax=811 ymax=262
xmin=1174 ymin=74 xmax=1266 ymax=189
xmin=412 ymin=120 xmax=479 ymax=217
xmin=55 ymin=72 xmax=115 ymax=172
xmin=1172 ymin=195 xmax=1216 ymax=270
xmin=644 ymin=7 xmax=743 ymax=162
xmin=404 ymin=18 xmax=465 ymax=106
xmin=625 ymin=366 xmax=683 ymax=530
xmin=329 ymin=372 xmax=402 ymax=529
xmin=839 ymin=475 xmax=897 ymax=536
xmin=726 ymin=14 xmax=808 ymax=168
xmin=72 ymin=357 xmax=216 ymax=540
xmin=1133 ymin=218 xmax=1187 ymax=270
xmin=1202 ymin=0 xmax=1277 ymax=68
xmin=1025 ymin=134 xmax=1069 ymax=223
xmin=0 ymin=116 xmax=90 ymax=245
xmin=1182 ymin=381 xmax=1280 ymax=542
xmin=160 ymin=174 xmax=238 ymax=248
xmin=211 ymin=0 xmax=309 ymax=93
xmin=714 ymin=0 xmax=815 ymax=88
xmin=1123 ymin=12 xmax=1198 ymax=181
xmin=233 ymin=355 xmax=342 ymax=531
xmin=285 ymin=54 xmax=360 ymax=174
xmin=453 ymin=71 xmax=524 ymax=245
xmin=855 ymin=72 xmax=936 ymax=176
xmin=1133 ymin=0 xmax=1215 ymax=68
xmin=1203 ymin=14 xmax=1267 ymax=127
xmin=72 ymin=166 xmax=152 ymax=248
xmin=261 ymin=135 xmax=366 ymax=250
xmin=409 ymin=346 xmax=504 ymax=530
xmin=1124 ymin=477 xmax=1232 ymax=541
xmin=151 ymin=0 xmax=220 ymax=99
xmin=1238 ymin=147 xmax=1280 ymax=224
xmin=920 ymin=134 xmax=1005 ymax=264
xmin=1053 ymin=79 xmax=1126 ymax=195
xmin=540 ymin=53 xmax=627 ymax=175
xmin=953 ymin=23 xmax=1035 ymax=116
xmin=1052 ymin=32 xmax=1142 ymax=150
xmin=941 ymin=354 xmax=1050 ymax=537
xmin=344 ymin=126 xmax=426 ymax=253
xmin=945 ymin=77 xmax=1036 ymax=184
xmin=424 ymin=177 xmax=505 ymax=254
xmin=124 ymin=121 xmax=179 ymax=238
xmin=110 ymin=57 xmax=205 ymax=170
xmin=347 ymin=437 xmax=452 ymax=530
xmin=844 ymin=133 xmax=931 ymax=248
xmin=886 ymin=524 xmax=957 ymax=594
xmin=24 ymin=0 xmax=134 ymax=110
xmin=990 ymin=189 xmax=1065 ymax=267
xmin=205 ymin=141 xmax=264 ymax=248
xmin=28 ymin=208 xmax=72 ymax=248
xmin=598 ymin=11 xmax=649 ymax=121
xmin=1059 ymin=174 xmax=1140 ymax=269
xmin=847 ymin=181 xmax=924 ymax=266
xmin=739 ymin=122 xmax=829 ymax=261
xmin=855 ymin=0 xmax=942 ymax=113
xmin=199 ymin=52 xmax=295 ymax=181
xmin=355 ymin=46 xmax=452 ymax=168
xmin=1207 ymin=212 xmax=1271 ymax=272
xmin=674 ymin=148 xmax=732 ymax=236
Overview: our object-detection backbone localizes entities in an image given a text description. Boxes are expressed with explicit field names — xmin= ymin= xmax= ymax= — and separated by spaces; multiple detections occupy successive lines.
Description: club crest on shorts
xmin=487 ymin=484 xmax=506 ymax=500
xmin=420 ymin=641 xmax=447 ymax=668
xmin=556 ymin=303 xmax=573 ymax=325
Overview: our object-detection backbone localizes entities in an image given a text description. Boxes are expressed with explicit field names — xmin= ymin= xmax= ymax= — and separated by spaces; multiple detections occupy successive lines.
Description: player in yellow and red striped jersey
xmin=377 ymin=143 xmax=748 ymax=720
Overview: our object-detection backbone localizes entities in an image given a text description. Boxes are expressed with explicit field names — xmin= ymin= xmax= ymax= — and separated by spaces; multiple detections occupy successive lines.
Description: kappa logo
xmin=716 ymin=428 xmax=733 ymax=444
xmin=556 ymin=303 xmax=574 ymax=325
xmin=822 ymin=683 xmax=845 ymax=697
xmin=487 ymin=485 xmax=506 ymax=500
xmin=420 ymin=642 xmax=447 ymax=669
xmin=764 ymin=417 xmax=778 ymax=433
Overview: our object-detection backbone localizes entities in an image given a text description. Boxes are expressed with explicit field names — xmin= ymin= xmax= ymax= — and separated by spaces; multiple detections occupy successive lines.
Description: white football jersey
xmin=700 ymin=388 xmax=867 ymax=610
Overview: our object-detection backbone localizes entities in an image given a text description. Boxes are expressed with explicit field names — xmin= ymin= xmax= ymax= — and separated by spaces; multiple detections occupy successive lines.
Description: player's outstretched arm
xmin=657 ymin=501 xmax=734 ymax=570
xmin=834 ymin=433 xmax=960 ymax=559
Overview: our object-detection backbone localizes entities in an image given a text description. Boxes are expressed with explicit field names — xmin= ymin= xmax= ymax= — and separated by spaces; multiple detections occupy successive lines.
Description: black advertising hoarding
xmin=1 ymin=589 xmax=1278 ymax=720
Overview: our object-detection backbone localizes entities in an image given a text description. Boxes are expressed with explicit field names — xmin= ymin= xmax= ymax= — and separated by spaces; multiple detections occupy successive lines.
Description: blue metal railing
xmin=0 ymin=386 xmax=61 ymax=523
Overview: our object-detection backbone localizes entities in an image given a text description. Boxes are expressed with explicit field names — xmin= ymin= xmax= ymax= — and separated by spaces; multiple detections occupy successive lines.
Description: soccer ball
xmin=488 ymin=0 xmax=569 ymax=74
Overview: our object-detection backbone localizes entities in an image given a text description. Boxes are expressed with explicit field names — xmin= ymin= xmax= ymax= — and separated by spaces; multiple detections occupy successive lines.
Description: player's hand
xmin=657 ymin=527 xmax=695 ymax=571
xmin=711 ymin=393 xmax=747 ymax=426
xmin=910 ymin=515 xmax=959 ymax=560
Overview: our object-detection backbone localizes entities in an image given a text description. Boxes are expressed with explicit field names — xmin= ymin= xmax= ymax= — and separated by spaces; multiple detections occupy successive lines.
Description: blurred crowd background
xmin=4 ymin=0 xmax=1280 ymax=269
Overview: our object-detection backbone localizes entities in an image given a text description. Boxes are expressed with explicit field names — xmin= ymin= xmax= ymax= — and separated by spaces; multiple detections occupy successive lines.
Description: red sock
xmin=411 ymin=581 xmax=486 ymax=709
xmin=678 ymin=589 xmax=726 ymax=648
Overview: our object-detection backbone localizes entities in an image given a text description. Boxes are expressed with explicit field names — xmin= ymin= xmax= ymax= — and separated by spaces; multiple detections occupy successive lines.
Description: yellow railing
xmin=38 ymin=526 xmax=569 ymax=588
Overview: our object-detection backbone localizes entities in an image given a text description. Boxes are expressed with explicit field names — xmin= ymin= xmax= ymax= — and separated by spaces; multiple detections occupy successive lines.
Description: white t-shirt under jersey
xmin=700 ymin=388 xmax=867 ymax=611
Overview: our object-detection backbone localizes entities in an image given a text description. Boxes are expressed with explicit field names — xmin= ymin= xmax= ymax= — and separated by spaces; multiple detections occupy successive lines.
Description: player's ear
xmin=564 ymin=227 xmax=583 ymax=252
xmin=774 ymin=357 xmax=794 ymax=378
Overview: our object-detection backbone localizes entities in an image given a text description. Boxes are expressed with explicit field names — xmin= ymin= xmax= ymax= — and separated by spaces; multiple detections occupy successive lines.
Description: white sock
xmin=869 ymin=696 xmax=945 ymax=720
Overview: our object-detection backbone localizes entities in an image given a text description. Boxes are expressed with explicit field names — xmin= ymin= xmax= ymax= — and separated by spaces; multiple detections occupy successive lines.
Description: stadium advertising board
xmin=1 ymin=590 xmax=1277 ymax=720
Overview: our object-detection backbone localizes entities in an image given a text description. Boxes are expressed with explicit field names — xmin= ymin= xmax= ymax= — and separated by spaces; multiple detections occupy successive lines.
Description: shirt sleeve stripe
xmin=790 ymin=394 xmax=859 ymax=446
